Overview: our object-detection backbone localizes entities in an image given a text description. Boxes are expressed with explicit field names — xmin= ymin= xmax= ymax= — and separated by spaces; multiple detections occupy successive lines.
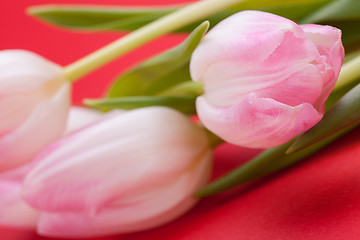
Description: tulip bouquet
xmin=2 ymin=0 xmax=360 ymax=238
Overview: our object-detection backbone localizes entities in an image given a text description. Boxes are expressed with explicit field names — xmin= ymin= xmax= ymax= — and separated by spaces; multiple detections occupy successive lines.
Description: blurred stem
xmin=63 ymin=0 xmax=248 ymax=82
xmin=200 ymin=125 xmax=224 ymax=148
xmin=334 ymin=54 xmax=360 ymax=91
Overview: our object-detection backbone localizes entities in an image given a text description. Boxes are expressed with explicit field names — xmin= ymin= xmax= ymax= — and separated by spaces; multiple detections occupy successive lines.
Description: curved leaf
xmin=28 ymin=0 xmax=330 ymax=33
xmin=28 ymin=5 xmax=178 ymax=31
xmin=85 ymin=95 xmax=197 ymax=115
xmin=300 ymin=0 xmax=360 ymax=48
xmin=300 ymin=0 xmax=360 ymax=23
xmin=31 ymin=1 xmax=360 ymax=50
xmin=196 ymin=126 xmax=353 ymax=197
xmin=287 ymin=83 xmax=360 ymax=154
xmin=107 ymin=21 xmax=209 ymax=98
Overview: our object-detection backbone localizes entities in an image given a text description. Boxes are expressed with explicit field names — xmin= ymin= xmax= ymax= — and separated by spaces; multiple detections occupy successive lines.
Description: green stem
xmin=334 ymin=54 xmax=360 ymax=91
xmin=199 ymin=125 xmax=224 ymax=148
xmin=63 ymin=0 xmax=248 ymax=82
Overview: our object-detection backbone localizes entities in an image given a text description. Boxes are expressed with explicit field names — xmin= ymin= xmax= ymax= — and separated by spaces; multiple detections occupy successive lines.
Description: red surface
xmin=2 ymin=1 xmax=360 ymax=240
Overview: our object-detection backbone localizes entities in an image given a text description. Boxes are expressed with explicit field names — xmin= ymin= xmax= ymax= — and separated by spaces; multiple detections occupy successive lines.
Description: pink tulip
xmin=190 ymin=11 xmax=344 ymax=148
xmin=0 ymin=50 xmax=71 ymax=171
xmin=0 ymin=165 xmax=39 ymax=229
xmin=0 ymin=106 xmax=105 ymax=230
xmin=22 ymin=107 xmax=212 ymax=238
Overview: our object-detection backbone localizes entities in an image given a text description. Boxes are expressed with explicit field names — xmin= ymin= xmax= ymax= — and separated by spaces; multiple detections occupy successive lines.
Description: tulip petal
xmin=197 ymin=93 xmax=322 ymax=148
xmin=0 ymin=166 xmax=39 ymax=228
xmin=301 ymin=24 xmax=345 ymax=111
xmin=23 ymin=108 xmax=209 ymax=214
xmin=0 ymin=50 xmax=64 ymax=136
xmin=0 ymin=83 xmax=70 ymax=172
xmin=191 ymin=11 xmax=325 ymax=109
xmin=201 ymin=58 xmax=323 ymax=108
xmin=0 ymin=181 xmax=39 ymax=228
xmin=190 ymin=11 xmax=344 ymax=149
xmin=35 ymin=151 xmax=212 ymax=238
xmin=301 ymin=24 xmax=344 ymax=76
xmin=0 ymin=50 xmax=62 ymax=95
xmin=191 ymin=11 xmax=307 ymax=82
xmin=0 ymin=164 xmax=30 ymax=182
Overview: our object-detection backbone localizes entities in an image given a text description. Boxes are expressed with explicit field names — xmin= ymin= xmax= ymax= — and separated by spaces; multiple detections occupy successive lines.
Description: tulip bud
xmin=0 ymin=165 xmax=39 ymax=228
xmin=190 ymin=11 xmax=344 ymax=148
xmin=22 ymin=107 xmax=212 ymax=238
xmin=0 ymin=106 xmax=107 ymax=230
xmin=0 ymin=50 xmax=70 ymax=171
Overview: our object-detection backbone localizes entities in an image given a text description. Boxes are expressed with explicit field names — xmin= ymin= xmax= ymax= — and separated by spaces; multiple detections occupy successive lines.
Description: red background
xmin=1 ymin=1 xmax=360 ymax=240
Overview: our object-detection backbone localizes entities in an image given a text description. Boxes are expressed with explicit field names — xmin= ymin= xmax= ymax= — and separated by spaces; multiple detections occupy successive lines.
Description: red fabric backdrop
xmin=1 ymin=1 xmax=360 ymax=240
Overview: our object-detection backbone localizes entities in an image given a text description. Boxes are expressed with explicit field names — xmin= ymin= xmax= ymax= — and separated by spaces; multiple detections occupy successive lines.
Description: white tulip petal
xmin=24 ymin=108 xmax=210 ymax=215
xmin=0 ymin=83 xmax=70 ymax=172
xmin=36 ymin=150 xmax=212 ymax=238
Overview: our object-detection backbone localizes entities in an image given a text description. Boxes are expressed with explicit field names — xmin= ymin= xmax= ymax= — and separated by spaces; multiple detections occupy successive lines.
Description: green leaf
xmin=196 ymin=126 xmax=353 ymax=197
xmin=254 ymin=0 xmax=332 ymax=21
xmin=28 ymin=0 xmax=330 ymax=33
xmin=84 ymin=95 xmax=197 ymax=115
xmin=28 ymin=5 xmax=178 ymax=31
xmin=327 ymin=20 xmax=360 ymax=47
xmin=33 ymin=1 xmax=360 ymax=50
xmin=107 ymin=21 xmax=209 ymax=98
xmin=30 ymin=1 xmax=360 ymax=51
xmin=325 ymin=53 xmax=360 ymax=109
xmin=300 ymin=0 xmax=360 ymax=48
xmin=287 ymin=83 xmax=360 ymax=154
xmin=300 ymin=0 xmax=360 ymax=23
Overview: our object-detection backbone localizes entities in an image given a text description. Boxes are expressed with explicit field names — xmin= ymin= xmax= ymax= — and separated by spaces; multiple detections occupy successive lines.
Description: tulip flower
xmin=0 ymin=50 xmax=71 ymax=172
xmin=0 ymin=165 xmax=39 ymax=229
xmin=190 ymin=11 xmax=344 ymax=148
xmin=22 ymin=107 xmax=212 ymax=238
xmin=0 ymin=106 xmax=103 ymax=230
